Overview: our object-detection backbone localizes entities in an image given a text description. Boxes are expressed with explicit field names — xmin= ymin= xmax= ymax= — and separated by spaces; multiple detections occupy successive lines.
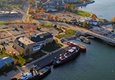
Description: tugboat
xmin=53 ymin=47 xmax=80 ymax=67
xmin=11 ymin=66 xmax=51 ymax=80
xmin=66 ymin=41 xmax=86 ymax=53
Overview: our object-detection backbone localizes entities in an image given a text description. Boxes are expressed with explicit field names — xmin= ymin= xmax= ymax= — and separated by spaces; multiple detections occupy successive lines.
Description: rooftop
xmin=31 ymin=32 xmax=53 ymax=42
xmin=18 ymin=37 xmax=34 ymax=45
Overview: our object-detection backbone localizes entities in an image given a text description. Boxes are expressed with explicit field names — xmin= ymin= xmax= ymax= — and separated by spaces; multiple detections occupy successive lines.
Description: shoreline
xmin=76 ymin=1 xmax=95 ymax=7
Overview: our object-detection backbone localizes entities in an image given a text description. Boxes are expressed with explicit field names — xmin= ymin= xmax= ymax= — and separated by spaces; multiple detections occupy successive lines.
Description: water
xmin=0 ymin=13 xmax=23 ymax=21
xmin=45 ymin=0 xmax=115 ymax=80
xmin=44 ymin=40 xmax=115 ymax=80
xmin=80 ymin=0 xmax=115 ymax=20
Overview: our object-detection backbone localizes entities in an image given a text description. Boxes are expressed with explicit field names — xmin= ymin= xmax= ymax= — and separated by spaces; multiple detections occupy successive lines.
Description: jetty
xmin=68 ymin=26 xmax=115 ymax=46
xmin=88 ymin=21 xmax=113 ymax=26
xmin=86 ymin=31 xmax=115 ymax=46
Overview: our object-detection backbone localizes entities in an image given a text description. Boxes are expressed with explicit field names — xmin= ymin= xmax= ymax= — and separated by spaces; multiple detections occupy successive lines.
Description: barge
xmin=53 ymin=47 xmax=80 ymax=67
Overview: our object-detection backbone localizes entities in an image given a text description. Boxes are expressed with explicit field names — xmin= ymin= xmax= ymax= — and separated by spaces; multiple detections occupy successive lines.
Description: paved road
xmin=27 ymin=47 xmax=68 ymax=68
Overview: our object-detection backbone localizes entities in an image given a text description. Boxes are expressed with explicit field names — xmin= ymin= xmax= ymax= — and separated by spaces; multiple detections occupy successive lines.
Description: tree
xmin=54 ymin=16 xmax=59 ymax=21
xmin=91 ymin=14 xmax=97 ymax=21
xmin=112 ymin=17 xmax=115 ymax=32
xmin=112 ymin=17 xmax=115 ymax=23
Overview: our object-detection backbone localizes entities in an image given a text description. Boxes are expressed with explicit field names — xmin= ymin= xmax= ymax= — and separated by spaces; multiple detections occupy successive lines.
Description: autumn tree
xmin=112 ymin=17 xmax=115 ymax=23
xmin=91 ymin=14 xmax=97 ymax=21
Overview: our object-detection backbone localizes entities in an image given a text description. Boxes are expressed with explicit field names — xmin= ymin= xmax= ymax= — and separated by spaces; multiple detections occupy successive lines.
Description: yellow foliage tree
xmin=91 ymin=14 xmax=97 ymax=21
xmin=112 ymin=17 xmax=115 ymax=23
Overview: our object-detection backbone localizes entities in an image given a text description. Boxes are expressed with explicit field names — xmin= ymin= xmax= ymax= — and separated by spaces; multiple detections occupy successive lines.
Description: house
xmin=30 ymin=32 xmax=53 ymax=46
xmin=0 ymin=57 xmax=14 ymax=69
xmin=13 ymin=32 xmax=53 ymax=55
xmin=13 ymin=36 xmax=40 ymax=55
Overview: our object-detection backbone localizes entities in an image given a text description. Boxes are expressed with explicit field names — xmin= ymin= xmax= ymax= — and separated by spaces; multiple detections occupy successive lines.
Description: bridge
xmin=86 ymin=31 xmax=115 ymax=46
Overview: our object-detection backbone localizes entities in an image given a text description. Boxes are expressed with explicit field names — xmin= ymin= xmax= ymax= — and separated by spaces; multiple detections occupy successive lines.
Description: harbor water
xmin=44 ymin=0 xmax=115 ymax=80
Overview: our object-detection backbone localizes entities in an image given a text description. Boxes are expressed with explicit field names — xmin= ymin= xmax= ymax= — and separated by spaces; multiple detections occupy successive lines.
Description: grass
xmin=13 ymin=56 xmax=26 ymax=66
xmin=0 ymin=53 xmax=8 ymax=58
xmin=56 ymin=29 xmax=76 ymax=39
xmin=41 ymin=22 xmax=53 ymax=28
xmin=75 ymin=10 xmax=91 ymax=17
xmin=42 ymin=40 xmax=63 ymax=52
xmin=0 ymin=21 xmax=9 ymax=25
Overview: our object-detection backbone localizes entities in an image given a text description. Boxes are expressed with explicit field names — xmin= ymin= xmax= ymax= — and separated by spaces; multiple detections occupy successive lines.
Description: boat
xmin=53 ymin=47 xmax=80 ymax=67
xmin=79 ymin=36 xmax=91 ymax=44
xmin=11 ymin=66 xmax=51 ymax=80
xmin=65 ymin=41 xmax=86 ymax=52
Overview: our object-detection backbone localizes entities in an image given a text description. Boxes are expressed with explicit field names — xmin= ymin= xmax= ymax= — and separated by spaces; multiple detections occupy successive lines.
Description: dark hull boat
xmin=12 ymin=66 xmax=51 ymax=80
xmin=28 ymin=66 xmax=51 ymax=80
xmin=53 ymin=47 xmax=80 ymax=67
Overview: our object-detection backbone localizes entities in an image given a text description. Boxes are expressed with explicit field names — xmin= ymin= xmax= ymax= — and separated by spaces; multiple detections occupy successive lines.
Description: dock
xmin=86 ymin=31 xmax=115 ymax=46
xmin=99 ymin=22 xmax=113 ymax=26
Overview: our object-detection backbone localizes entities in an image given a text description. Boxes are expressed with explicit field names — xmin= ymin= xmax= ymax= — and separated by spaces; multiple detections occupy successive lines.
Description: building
xmin=13 ymin=32 xmax=53 ymax=55
xmin=30 ymin=32 xmax=53 ymax=45
xmin=0 ymin=57 xmax=14 ymax=70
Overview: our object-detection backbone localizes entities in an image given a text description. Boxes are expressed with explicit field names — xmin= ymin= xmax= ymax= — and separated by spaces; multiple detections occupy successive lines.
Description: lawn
xmin=41 ymin=22 xmax=53 ymax=28
xmin=0 ymin=53 xmax=8 ymax=58
xmin=75 ymin=10 xmax=91 ymax=17
xmin=56 ymin=29 xmax=76 ymax=39
xmin=0 ymin=21 xmax=9 ymax=25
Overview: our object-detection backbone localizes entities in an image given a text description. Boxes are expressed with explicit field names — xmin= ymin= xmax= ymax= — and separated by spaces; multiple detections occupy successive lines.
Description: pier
xmin=99 ymin=22 xmax=113 ymax=26
xmin=86 ymin=31 xmax=115 ymax=46
xmin=88 ymin=21 xmax=113 ymax=26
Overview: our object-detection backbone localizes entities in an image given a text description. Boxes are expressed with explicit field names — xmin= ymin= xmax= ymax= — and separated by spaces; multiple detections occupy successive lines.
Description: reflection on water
xmin=45 ymin=39 xmax=115 ymax=80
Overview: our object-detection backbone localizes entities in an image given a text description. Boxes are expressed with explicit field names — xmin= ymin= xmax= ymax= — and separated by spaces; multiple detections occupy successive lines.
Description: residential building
xmin=0 ymin=57 xmax=14 ymax=70
xmin=30 ymin=32 xmax=53 ymax=46
xmin=13 ymin=32 xmax=53 ymax=55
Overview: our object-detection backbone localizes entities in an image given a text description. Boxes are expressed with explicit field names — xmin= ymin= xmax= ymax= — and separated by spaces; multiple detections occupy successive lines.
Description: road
xmin=27 ymin=46 xmax=67 ymax=68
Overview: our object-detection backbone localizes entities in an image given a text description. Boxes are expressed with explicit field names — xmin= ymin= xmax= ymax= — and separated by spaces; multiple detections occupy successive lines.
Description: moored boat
xmin=79 ymin=36 xmax=91 ymax=44
xmin=11 ymin=66 xmax=51 ymax=80
xmin=53 ymin=47 xmax=80 ymax=67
